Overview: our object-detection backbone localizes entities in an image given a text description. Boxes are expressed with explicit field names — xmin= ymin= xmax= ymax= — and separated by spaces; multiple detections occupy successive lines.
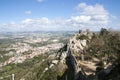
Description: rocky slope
xmin=42 ymin=29 xmax=93 ymax=80
xmin=42 ymin=29 xmax=115 ymax=80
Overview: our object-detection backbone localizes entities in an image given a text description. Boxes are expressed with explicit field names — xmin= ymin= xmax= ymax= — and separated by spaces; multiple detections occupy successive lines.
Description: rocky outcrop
xmin=65 ymin=29 xmax=93 ymax=80
xmin=43 ymin=29 xmax=114 ymax=80
xmin=43 ymin=29 xmax=93 ymax=80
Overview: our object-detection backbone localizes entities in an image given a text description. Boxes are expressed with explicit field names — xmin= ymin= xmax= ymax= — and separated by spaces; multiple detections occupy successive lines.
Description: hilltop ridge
xmin=41 ymin=28 xmax=120 ymax=80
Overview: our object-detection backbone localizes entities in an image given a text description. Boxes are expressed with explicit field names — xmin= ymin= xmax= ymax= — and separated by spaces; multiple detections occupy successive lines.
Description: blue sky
xmin=0 ymin=0 xmax=120 ymax=32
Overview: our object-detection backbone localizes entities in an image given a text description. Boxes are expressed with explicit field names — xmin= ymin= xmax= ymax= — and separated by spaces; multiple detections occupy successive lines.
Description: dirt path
xmin=78 ymin=58 xmax=99 ymax=75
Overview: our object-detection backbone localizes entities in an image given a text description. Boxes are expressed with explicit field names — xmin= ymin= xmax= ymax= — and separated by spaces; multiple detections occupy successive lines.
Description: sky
xmin=0 ymin=0 xmax=120 ymax=32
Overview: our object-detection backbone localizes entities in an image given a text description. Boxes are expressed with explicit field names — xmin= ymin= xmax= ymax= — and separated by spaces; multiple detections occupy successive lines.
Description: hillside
xmin=0 ymin=29 xmax=120 ymax=80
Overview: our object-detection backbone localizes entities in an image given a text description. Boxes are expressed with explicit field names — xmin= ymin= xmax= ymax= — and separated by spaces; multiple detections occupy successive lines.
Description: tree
xmin=100 ymin=28 xmax=109 ymax=36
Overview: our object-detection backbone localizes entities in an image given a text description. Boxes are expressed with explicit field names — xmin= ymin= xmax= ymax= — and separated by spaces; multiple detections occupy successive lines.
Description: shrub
xmin=76 ymin=34 xmax=88 ymax=40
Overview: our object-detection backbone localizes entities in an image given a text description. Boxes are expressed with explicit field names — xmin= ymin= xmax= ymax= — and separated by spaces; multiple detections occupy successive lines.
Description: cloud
xmin=77 ymin=3 xmax=87 ymax=10
xmin=71 ymin=16 xmax=91 ymax=23
xmin=77 ymin=3 xmax=108 ymax=15
xmin=25 ymin=10 xmax=32 ymax=14
xmin=37 ymin=0 xmax=44 ymax=2
xmin=20 ymin=18 xmax=71 ymax=31
xmin=0 ymin=3 xmax=116 ymax=32
xmin=76 ymin=3 xmax=109 ymax=23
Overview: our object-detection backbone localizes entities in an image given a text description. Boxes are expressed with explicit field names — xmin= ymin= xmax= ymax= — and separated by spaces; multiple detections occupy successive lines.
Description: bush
xmin=76 ymin=34 xmax=88 ymax=40
xmin=96 ymin=60 xmax=104 ymax=68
